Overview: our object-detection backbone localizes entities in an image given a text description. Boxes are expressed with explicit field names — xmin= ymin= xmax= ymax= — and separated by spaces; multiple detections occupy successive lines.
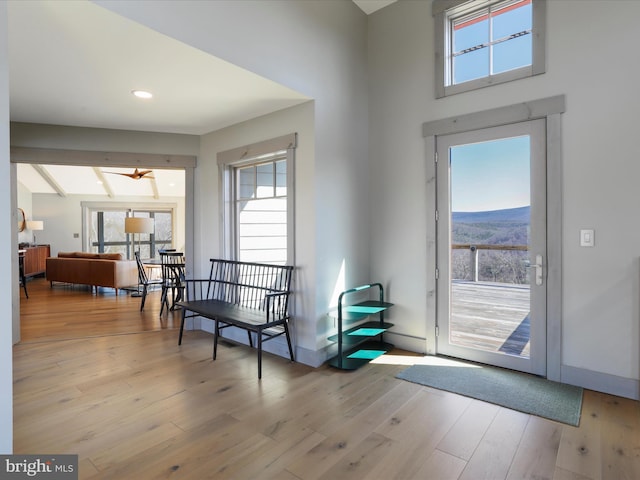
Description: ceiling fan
xmin=104 ymin=168 xmax=154 ymax=180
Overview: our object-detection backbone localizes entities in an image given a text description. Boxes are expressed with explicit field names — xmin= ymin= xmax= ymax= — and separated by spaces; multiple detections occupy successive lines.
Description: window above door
xmin=433 ymin=0 xmax=546 ymax=98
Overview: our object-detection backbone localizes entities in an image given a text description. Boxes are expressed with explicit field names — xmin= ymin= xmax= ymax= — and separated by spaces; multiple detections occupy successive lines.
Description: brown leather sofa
xmin=46 ymin=252 xmax=138 ymax=295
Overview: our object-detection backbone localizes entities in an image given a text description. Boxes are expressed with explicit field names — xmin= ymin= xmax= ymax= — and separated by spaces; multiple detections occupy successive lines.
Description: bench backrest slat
xmin=207 ymin=259 xmax=293 ymax=314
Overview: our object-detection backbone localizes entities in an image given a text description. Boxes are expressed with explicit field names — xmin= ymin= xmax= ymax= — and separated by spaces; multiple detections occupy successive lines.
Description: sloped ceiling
xmin=9 ymin=0 xmax=394 ymax=197
xmin=7 ymin=1 xmax=309 ymax=136
xmin=352 ymin=0 xmax=397 ymax=15
xmin=7 ymin=1 xmax=309 ymax=197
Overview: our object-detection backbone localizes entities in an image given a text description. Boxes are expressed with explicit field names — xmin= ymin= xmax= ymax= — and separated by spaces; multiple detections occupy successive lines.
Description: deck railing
xmin=452 ymin=244 xmax=529 ymax=283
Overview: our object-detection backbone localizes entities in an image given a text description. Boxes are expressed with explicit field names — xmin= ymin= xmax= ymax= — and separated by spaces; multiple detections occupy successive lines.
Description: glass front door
xmin=436 ymin=119 xmax=546 ymax=375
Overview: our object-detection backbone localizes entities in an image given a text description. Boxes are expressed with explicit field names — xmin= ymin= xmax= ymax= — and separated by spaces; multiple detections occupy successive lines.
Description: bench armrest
xmin=265 ymin=291 xmax=291 ymax=321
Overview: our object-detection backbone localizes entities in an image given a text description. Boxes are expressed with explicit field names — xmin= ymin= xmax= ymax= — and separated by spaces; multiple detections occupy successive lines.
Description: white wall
xmin=0 ymin=0 xmax=13 ymax=454
xmin=98 ymin=0 xmax=371 ymax=366
xmin=368 ymin=0 xmax=640 ymax=397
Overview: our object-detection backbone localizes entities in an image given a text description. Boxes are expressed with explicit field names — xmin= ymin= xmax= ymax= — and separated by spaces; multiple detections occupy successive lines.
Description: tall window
xmin=218 ymin=133 xmax=296 ymax=266
xmin=235 ymin=156 xmax=287 ymax=264
xmin=433 ymin=0 xmax=546 ymax=97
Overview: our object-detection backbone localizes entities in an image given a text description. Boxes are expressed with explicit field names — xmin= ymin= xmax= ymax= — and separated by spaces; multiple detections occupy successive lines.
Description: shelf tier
xmin=327 ymin=320 xmax=394 ymax=343
xmin=327 ymin=340 xmax=395 ymax=370
xmin=328 ymin=300 xmax=394 ymax=322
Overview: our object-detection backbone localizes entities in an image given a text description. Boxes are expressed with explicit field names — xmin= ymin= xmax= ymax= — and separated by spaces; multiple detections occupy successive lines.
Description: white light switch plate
xmin=580 ymin=229 xmax=594 ymax=247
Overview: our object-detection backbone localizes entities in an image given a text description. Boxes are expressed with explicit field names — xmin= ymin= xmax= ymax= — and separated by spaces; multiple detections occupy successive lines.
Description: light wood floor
xmin=14 ymin=279 xmax=640 ymax=479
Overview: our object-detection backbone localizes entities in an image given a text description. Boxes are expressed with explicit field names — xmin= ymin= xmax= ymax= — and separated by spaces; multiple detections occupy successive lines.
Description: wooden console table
xmin=22 ymin=244 xmax=50 ymax=277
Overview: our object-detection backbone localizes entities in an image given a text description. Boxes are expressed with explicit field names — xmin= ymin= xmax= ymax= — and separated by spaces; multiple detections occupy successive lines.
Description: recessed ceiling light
xmin=131 ymin=90 xmax=153 ymax=99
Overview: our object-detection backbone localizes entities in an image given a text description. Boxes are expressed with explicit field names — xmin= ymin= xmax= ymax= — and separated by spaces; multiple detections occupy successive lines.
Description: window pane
xmin=492 ymin=2 xmax=531 ymax=40
xmin=238 ymin=166 xmax=255 ymax=199
xmin=454 ymin=48 xmax=489 ymax=84
xmin=237 ymin=197 xmax=287 ymax=264
xmin=89 ymin=212 xmax=98 ymax=252
xmin=104 ymin=211 xmax=127 ymax=255
xmin=275 ymin=160 xmax=286 ymax=196
xmin=493 ymin=35 xmax=532 ymax=73
xmin=453 ymin=17 xmax=488 ymax=53
xmin=152 ymin=212 xmax=173 ymax=255
xmin=256 ymin=163 xmax=274 ymax=198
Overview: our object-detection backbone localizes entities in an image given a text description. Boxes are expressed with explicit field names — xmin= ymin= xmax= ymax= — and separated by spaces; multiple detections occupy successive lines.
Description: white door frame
xmin=423 ymin=95 xmax=565 ymax=381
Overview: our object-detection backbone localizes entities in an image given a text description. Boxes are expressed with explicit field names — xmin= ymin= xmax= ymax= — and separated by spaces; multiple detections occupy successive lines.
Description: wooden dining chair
xmin=159 ymin=251 xmax=185 ymax=316
xmin=134 ymin=252 xmax=163 ymax=311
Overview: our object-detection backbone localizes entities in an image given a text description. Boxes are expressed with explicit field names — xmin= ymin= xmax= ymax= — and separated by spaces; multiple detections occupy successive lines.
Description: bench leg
xmin=213 ymin=319 xmax=220 ymax=360
xmin=257 ymin=330 xmax=263 ymax=379
xmin=284 ymin=323 xmax=295 ymax=361
xmin=159 ymin=286 xmax=168 ymax=316
xmin=178 ymin=309 xmax=186 ymax=345
xmin=140 ymin=285 xmax=147 ymax=312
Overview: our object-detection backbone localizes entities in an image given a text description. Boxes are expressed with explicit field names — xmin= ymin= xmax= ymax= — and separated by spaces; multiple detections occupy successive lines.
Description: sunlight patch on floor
xmin=370 ymin=354 xmax=482 ymax=368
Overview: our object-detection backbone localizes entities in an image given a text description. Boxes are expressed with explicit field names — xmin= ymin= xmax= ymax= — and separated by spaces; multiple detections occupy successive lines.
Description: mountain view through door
xmin=450 ymin=205 xmax=531 ymax=357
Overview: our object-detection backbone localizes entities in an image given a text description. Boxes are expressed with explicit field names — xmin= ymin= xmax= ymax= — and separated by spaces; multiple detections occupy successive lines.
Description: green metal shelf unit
xmin=327 ymin=283 xmax=394 ymax=370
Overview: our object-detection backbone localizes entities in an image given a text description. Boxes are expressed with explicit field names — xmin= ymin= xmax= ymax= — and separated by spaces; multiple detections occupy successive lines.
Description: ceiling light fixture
xmin=131 ymin=90 xmax=153 ymax=99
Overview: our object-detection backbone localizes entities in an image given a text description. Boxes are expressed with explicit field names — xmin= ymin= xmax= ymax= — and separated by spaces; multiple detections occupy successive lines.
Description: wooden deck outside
xmin=450 ymin=280 xmax=531 ymax=358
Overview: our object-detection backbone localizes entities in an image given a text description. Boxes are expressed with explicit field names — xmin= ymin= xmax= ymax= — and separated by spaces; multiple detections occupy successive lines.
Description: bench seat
xmin=178 ymin=299 xmax=285 ymax=330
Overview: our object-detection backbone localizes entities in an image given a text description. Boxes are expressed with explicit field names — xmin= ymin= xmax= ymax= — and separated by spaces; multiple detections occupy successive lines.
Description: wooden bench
xmin=177 ymin=259 xmax=295 ymax=378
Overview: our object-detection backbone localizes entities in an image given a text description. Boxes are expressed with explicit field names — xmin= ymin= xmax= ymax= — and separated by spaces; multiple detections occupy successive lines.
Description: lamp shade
xmin=26 ymin=220 xmax=44 ymax=231
xmin=124 ymin=217 xmax=154 ymax=234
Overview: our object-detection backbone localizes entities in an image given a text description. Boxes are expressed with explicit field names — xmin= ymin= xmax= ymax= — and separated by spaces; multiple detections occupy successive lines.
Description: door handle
xmin=526 ymin=254 xmax=544 ymax=286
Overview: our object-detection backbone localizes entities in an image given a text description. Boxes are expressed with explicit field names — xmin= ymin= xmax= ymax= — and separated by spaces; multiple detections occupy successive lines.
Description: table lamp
xmin=124 ymin=217 xmax=154 ymax=257
xmin=26 ymin=220 xmax=44 ymax=246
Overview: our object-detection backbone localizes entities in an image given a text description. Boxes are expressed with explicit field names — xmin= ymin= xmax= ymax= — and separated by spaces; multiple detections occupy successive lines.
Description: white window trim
xmin=433 ymin=0 xmax=546 ymax=98
xmin=217 ymin=133 xmax=297 ymax=265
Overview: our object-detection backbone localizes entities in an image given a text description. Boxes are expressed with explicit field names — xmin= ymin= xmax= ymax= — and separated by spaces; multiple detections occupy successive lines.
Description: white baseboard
xmin=561 ymin=365 xmax=639 ymax=400
xmin=383 ymin=331 xmax=427 ymax=354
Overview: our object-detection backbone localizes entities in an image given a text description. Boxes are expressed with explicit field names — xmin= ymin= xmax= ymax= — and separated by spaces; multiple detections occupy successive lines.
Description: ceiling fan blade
xmin=103 ymin=171 xmax=132 ymax=177
xmin=103 ymin=169 xmax=154 ymax=180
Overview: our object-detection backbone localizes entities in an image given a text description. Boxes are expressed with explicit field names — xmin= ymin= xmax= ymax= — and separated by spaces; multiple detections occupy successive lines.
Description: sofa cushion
xmin=96 ymin=253 xmax=123 ymax=260
xmin=57 ymin=251 xmax=124 ymax=260
xmin=57 ymin=252 xmax=80 ymax=258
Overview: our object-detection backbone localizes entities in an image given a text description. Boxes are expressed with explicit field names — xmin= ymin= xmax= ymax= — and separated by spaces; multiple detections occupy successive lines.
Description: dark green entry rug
xmin=396 ymin=361 xmax=583 ymax=426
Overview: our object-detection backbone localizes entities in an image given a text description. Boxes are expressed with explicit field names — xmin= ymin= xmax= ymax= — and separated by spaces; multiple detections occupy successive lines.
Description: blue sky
xmin=450 ymin=135 xmax=530 ymax=212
